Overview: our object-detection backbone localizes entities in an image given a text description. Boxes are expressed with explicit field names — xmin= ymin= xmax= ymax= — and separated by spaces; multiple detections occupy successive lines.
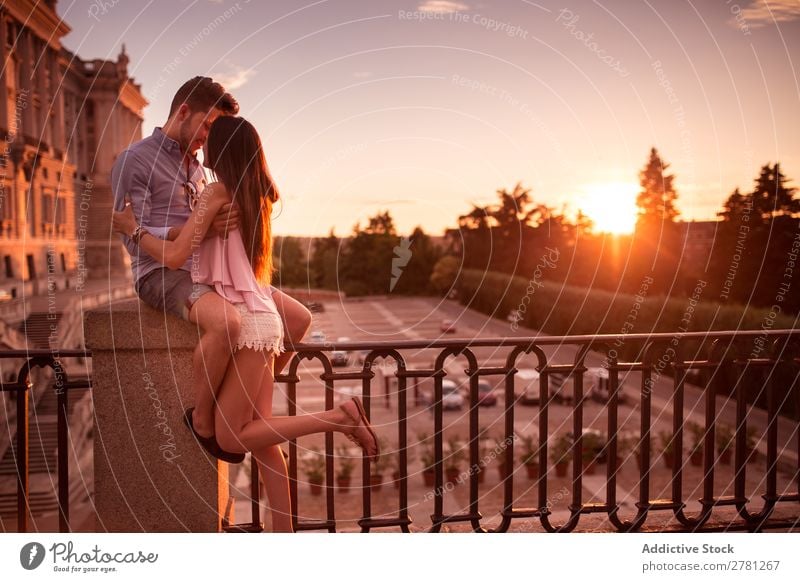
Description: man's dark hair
xmin=169 ymin=76 xmax=239 ymax=117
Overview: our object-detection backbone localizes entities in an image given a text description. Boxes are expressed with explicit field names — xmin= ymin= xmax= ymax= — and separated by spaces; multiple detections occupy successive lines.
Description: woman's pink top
xmin=191 ymin=229 xmax=278 ymax=315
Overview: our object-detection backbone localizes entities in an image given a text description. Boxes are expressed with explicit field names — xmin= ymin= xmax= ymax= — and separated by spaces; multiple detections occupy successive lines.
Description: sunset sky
xmin=57 ymin=0 xmax=800 ymax=237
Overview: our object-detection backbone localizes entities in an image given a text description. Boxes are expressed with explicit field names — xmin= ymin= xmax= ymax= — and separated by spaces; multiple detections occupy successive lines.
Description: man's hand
xmin=113 ymin=195 xmax=138 ymax=237
xmin=207 ymin=201 xmax=240 ymax=239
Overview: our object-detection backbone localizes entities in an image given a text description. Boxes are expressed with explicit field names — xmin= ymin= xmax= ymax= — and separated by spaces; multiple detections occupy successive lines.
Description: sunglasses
xmin=184 ymin=180 xmax=199 ymax=211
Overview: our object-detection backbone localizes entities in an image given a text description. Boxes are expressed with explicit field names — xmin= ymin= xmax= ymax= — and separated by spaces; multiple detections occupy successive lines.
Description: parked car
xmin=331 ymin=350 xmax=349 ymax=366
xmin=440 ymin=319 xmax=456 ymax=333
xmin=441 ymin=379 xmax=464 ymax=410
xmin=517 ymin=368 xmax=541 ymax=406
xmin=309 ymin=330 xmax=326 ymax=343
xmin=422 ymin=379 xmax=464 ymax=410
xmin=306 ymin=301 xmax=324 ymax=313
xmin=477 ymin=380 xmax=497 ymax=406
xmin=588 ymin=367 xmax=629 ymax=404
xmin=549 ymin=372 xmax=574 ymax=405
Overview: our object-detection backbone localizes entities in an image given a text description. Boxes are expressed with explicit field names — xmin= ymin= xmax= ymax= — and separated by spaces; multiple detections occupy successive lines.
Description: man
xmin=111 ymin=76 xmax=311 ymax=463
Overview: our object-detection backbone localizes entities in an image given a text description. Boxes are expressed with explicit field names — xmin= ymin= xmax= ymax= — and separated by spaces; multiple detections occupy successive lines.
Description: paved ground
xmin=230 ymin=296 xmax=800 ymax=533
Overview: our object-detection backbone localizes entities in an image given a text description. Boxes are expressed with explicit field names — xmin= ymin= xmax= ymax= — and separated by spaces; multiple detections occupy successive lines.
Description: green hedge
xmin=457 ymin=269 xmax=799 ymax=418
xmin=457 ymin=268 xmax=797 ymax=338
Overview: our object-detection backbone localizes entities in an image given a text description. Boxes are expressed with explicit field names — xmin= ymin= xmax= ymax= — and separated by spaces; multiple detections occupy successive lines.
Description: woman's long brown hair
xmin=206 ymin=116 xmax=280 ymax=286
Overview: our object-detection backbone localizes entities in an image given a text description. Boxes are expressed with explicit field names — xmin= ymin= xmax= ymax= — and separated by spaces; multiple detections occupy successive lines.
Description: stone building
xmin=0 ymin=0 xmax=147 ymax=301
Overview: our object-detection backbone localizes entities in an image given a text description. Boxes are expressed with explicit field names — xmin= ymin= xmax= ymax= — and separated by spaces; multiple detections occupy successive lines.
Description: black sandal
xmin=183 ymin=408 xmax=245 ymax=464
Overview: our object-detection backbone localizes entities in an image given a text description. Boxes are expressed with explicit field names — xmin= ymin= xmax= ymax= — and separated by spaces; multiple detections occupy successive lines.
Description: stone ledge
xmin=85 ymin=297 xmax=200 ymax=350
xmin=85 ymin=298 xmax=231 ymax=532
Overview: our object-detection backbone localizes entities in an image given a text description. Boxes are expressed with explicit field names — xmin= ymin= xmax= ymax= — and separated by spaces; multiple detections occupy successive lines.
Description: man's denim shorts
xmin=135 ymin=267 xmax=214 ymax=321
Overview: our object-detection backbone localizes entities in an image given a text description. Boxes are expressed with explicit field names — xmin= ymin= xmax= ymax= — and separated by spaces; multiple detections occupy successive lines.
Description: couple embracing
xmin=110 ymin=76 xmax=378 ymax=532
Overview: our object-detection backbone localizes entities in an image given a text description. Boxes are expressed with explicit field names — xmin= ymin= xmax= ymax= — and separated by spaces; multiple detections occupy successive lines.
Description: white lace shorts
xmin=232 ymin=302 xmax=285 ymax=355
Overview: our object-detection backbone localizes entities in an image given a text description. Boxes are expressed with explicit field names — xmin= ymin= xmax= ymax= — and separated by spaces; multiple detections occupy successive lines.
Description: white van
xmin=517 ymin=368 xmax=540 ymax=405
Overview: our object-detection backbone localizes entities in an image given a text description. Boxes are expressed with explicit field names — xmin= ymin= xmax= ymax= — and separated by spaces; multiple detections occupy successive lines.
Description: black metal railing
xmin=231 ymin=329 xmax=799 ymax=533
xmin=0 ymin=349 xmax=91 ymax=533
xmin=2 ymin=329 xmax=799 ymax=533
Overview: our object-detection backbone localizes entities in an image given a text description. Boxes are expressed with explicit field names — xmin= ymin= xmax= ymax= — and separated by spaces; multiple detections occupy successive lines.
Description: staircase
xmin=0 ymin=386 xmax=88 ymax=519
xmin=16 ymin=312 xmax=64 ymax=349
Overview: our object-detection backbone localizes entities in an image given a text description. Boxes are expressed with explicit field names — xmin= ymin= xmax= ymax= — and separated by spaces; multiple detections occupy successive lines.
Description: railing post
xmin=85 ymin=298 xmax=233 ymax=532
xmin=15 ymin=380 xmax=30 ymax=532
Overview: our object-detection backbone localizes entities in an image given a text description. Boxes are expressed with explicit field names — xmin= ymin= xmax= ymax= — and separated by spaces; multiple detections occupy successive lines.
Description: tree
xmin=389 ymin=226 xmax=442 ymax=295
xmin=636 ymin=147 xmax=679 ymax=227
xmin=629 ymin=148 xmax=682 ymax=295
xmin=309 ymin=228 xmax=340 ymax=290
xmin=457 ymin=182 xmax=547 ymax=276
xmin=339 ymin=210 xmax=399 ymax=296
xmin=710 ymin=164 xmax=799 ymax=312
xmin=272 ymin=236 xmax=308 ymax=288
xmin=430 ymin=255 xmax=461 ymax=296
xmin=750 ymin=163 xmax=798 ymax=220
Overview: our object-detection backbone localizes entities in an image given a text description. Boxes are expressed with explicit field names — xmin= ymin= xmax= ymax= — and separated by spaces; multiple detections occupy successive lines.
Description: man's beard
xmin=179 ymin=122 xmax=197 ymax=153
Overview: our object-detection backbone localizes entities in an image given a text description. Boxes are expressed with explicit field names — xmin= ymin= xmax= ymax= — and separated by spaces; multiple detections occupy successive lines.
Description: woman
xmin=112 ymin=115 xmax=378 ymax=532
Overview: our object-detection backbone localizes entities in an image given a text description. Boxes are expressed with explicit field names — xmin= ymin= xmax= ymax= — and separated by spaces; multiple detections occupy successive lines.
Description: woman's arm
xmin=113 ymin=183 xmax=228 ymax=269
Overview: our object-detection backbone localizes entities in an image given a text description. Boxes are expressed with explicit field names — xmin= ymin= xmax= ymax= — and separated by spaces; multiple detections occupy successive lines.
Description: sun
xmin=577 ymin=182 xmax=638 ymax=235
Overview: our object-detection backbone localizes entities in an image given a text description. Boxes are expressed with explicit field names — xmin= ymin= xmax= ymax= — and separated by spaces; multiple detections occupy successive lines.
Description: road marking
xmin=369 ymin=301 xmax=424 ymax=340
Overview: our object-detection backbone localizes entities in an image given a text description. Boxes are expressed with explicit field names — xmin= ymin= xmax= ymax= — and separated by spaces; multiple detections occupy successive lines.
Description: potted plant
xmin=518 ymin=434 xmax=540 ymax=480
xmin=445 ymin=436 xmax=466 ymax=484
xmin=302 ymin=447 xmax=326 ymax=496
xmin=550 ymin=434 xmax=572 ymax=477
xmin=716 ymin=423 xmax=734 ymax=465
xmin=616 ymin=432 xmax=636 ymax=467
xmin=335 ymin=445 xmax=355 ymax=492
xmin=581 ymin=431 xmax=605 ymax=475
xmin=417 ymin=432 xmax=436 ymax=487
xmin=494 ymin=436 xmax=512 ymax=480
xmin=658 ymin=430 xmax=677 ymax=470
xmin=687 ymin=422 xmax=704 ymax=467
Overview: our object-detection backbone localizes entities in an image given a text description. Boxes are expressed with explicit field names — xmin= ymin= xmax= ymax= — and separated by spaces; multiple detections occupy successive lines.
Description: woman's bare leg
xmin=252 ymin=445 xmax=293 ymax=532
xmin=213 ymin=348 xmax=376 ymax=458
xmin=270 ymin=289 xmax=312 ymax=376
xmin=249 ymin=358 xmax=292 ymax=532
xmin=213 ymin=346 xmax=377 ymax=532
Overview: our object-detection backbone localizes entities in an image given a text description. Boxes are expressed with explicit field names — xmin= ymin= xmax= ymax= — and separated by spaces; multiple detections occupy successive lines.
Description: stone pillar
xmin=84 ymin=298 xmax=234 ymax=532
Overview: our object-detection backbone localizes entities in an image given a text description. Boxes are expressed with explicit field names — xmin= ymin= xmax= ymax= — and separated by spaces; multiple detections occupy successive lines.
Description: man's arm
xmin=110 ymin=151 xmax=172 ymax=246
xmin=114 ymin=183 xmax=227 ymax=270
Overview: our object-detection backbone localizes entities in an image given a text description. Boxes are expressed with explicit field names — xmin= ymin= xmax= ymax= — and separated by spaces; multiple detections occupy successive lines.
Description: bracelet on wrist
xmin=131 ymin=225 xmax=145 ymax=244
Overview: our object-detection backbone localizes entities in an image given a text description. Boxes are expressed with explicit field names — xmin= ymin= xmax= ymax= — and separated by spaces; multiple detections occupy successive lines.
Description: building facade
xmin=0 ymin=0 xmax=147 ymax=301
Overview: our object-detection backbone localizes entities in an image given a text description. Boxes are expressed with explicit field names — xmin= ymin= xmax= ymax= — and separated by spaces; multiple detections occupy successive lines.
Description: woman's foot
xmin=183 ymin=407 xmax=246 ymax=464
xmin=339 ymin=397 xmax=379 ymax=460
xmin=191 ymin=408 xmax=215 ymax=439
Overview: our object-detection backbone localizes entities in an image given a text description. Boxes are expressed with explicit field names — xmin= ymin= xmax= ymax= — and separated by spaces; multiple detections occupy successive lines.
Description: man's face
xmin=178 ymin=106 xmax=221 ymax=154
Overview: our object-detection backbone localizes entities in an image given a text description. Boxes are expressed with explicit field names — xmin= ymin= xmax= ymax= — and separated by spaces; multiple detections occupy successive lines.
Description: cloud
xmin=353 ymin=71 xmax=372 ymax=79
xmin=212 ymin=62 xmax=256 ymax=90
xmin=738 ymin=0 xmax=800 ymax=27
xmin=417 ymin=1 xmax=469 ymax=14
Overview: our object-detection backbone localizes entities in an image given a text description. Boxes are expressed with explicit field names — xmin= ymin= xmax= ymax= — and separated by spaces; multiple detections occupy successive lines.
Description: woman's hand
xmin=113 ymin=195 xmax=138 ymax=237
xmin=208 ymin=201 xmax=240 ymax=239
